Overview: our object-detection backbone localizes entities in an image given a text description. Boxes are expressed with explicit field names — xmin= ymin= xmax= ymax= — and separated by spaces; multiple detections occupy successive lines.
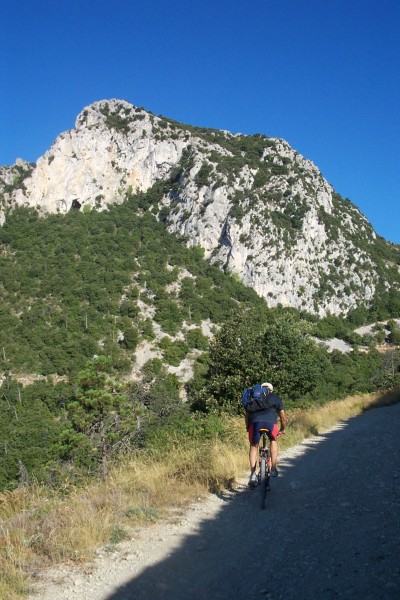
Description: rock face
xmin=1 ymin=99 xmax=399 ymax=316
xmin=1 ymin=101 xmax=186 ymax=214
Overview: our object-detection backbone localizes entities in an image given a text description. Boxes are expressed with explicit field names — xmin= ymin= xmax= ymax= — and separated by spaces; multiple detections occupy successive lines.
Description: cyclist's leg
xmin=270 ymin=439 xmax=278 ymax=470
xmin=248 ymin=424 xmax=261 ymax=479
xmin=249 ymin=444 xmax=258 ymax=476
xmin=268 ymin=424 xmax=279 ymax=472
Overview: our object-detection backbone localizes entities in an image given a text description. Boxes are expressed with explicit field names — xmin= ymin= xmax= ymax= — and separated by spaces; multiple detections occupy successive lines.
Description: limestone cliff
xmin=1 ymin=99 xmax=399 ymax=316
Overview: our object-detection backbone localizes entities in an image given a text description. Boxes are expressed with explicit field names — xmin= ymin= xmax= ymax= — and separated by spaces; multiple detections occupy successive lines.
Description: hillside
xmin=1 ymin=100 xmax=400 ymax=495
xmin=1 ymin=189 xmax=399 ymax=491
xmin=0 ymin=194 xmax=264 ymax=381
xmin=1 ymin=98 xmax=399 ymax=316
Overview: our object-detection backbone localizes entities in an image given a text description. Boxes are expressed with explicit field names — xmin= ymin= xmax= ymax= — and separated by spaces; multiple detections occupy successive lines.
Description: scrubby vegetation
xmin=1 ymin=389 xmax=399 ymax=599
xmin=0 ymin=189 xmax=260 ymax=378
xmin=0 ymin=182 xmax=399 ymax=494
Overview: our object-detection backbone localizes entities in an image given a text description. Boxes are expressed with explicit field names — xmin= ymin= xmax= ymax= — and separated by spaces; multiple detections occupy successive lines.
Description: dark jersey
xmin=249 ymin=392 xmax=284 ymax=424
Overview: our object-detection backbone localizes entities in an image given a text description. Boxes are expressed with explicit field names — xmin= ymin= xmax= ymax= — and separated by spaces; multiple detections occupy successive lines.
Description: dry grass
xmin=1 ymin=388 xmax=399 ymax=598
xmin=279 ymin=387 xmax=400 ymax=453
xmin=0 ymin=416 xmax=248 ymax=598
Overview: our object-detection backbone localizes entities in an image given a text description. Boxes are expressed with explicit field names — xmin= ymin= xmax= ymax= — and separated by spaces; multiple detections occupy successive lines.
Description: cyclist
xmin=244 ymin=382 xmax=286 ymax=486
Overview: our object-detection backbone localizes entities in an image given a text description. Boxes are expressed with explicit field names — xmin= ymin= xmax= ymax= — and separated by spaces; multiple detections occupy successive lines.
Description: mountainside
xmin=1 ymin=98 xmax=399 ymax=316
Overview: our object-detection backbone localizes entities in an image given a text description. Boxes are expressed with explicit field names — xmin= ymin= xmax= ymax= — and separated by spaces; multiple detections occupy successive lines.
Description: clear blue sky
xmin=2 ymin=0 xmax=399 ymax=243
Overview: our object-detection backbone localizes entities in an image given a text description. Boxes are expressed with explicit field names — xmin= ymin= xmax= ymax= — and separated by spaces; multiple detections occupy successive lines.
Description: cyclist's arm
xmin=278 ymin=409 xmax=286 ymax=433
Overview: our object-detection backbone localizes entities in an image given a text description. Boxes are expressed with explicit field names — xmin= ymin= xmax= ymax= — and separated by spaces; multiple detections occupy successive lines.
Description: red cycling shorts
xmin=248 ymin=422 xmax=279 ymax=445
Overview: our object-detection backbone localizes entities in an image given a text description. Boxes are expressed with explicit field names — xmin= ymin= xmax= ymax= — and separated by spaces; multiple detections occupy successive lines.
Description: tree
xmin=371 ymin=349 xmax=400 ymax=389
xmin=120 ymin=326 xmax=138 ymax=350
xmin=387 ymin=320 xmax=400 ymax=345
xmin=0 ymin=381 xmax=64 ymax=490
xmin=260 ymin=313 xmax=331 ymax=401
xmin=199 ymin=308 xmax=330 ymax=412
xmin=67 ymin=356 xmax=140 ymax=476
xmin=127 ymin=366 xmax=186 ymax=447
xmin=198 ymin=309 xmax=267 ymax=411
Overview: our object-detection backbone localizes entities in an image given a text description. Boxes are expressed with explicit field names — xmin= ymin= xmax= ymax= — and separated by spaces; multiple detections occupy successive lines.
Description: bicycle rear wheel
xmin=259 ymin=456 xmax=268 ymax=509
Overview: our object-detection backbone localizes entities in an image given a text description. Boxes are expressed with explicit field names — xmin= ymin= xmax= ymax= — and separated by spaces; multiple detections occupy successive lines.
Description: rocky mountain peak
xmin=1 ymin=99 xmax=399 ymax=317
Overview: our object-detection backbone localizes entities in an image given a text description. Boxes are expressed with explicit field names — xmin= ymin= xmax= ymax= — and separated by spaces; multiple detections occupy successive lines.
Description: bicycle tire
xmin=260 ymin=456 xmax=268 ymax=509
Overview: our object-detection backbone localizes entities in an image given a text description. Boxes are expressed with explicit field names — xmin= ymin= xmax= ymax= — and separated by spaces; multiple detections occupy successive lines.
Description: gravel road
xmin=31 ymin=403 xmax=400 ymax=600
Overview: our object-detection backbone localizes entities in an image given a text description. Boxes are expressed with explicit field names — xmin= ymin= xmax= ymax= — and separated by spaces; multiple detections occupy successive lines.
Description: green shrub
xmin=159 ymin=338 xmax=189 ymax=366
xmin=186 ymin=328 xmax=209 ymax=350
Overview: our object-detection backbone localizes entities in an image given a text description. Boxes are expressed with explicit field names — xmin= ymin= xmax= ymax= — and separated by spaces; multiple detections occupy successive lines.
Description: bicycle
xmin=257 ymin=427 xmax=271 ymax=509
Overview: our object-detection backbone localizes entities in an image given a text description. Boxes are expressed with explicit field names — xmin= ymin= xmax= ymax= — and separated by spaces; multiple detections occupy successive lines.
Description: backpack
xmin=241 ymin=384 xmax=270 ymax=413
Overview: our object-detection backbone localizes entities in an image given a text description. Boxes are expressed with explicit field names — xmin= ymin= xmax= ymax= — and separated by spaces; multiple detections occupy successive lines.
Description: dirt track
xmin=30 ymin=403 xmax=400 ymax=600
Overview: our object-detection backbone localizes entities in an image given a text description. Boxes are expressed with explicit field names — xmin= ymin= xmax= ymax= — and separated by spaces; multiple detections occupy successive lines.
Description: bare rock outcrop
xmin=1 ymin=99 xmax=398 ymax=316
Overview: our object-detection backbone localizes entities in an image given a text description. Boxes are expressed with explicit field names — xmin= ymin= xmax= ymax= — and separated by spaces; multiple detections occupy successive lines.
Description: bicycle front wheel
xmin=259 ymin=456 xmax=268 ymax=509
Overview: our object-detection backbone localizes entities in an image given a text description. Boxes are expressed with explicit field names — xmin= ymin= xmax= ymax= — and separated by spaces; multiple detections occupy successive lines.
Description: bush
xmin=186 ymin=328 xmax=209 ymax=350
xmin=159 ymin=338 xmax=189 ymax=366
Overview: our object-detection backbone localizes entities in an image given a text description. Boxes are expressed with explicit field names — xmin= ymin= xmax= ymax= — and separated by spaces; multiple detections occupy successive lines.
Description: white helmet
xmin=261 ymin=382 xmax=273 ymax=392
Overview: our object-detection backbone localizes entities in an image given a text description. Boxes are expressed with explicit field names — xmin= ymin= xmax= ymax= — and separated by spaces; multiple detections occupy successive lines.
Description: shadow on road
xmin=106 ymin=404 xmax=400 ymax=600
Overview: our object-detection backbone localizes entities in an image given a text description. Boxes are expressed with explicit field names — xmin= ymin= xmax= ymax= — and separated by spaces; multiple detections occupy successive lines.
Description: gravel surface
xmin=314 ymin=337 xmax=352 ymax=353
xmin=355 ymin=318 xmax=400 ymax=336
xmin=30 ymin=403 xmax=400 ymax=600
